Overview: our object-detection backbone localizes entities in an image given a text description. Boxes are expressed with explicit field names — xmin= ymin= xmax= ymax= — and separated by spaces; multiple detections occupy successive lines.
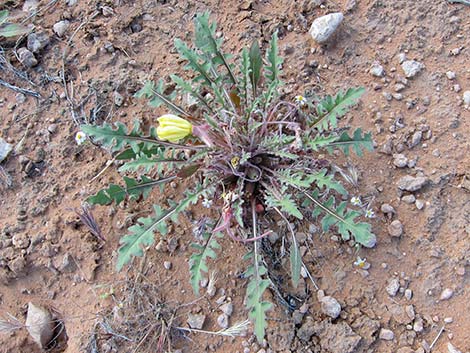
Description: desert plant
xmin=80 ymin=12 xmax=375 ymax=342
xmin=0 ymin=10 xmax=29 ymax=38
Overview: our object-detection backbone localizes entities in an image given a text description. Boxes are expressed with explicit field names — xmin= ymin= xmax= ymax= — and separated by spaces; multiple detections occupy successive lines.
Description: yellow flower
xmin=156 ymin=114 xmax=192 ymax=143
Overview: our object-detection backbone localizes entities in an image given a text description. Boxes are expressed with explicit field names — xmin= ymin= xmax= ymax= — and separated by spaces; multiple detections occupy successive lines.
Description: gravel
xmin=309 ymin=12 xmax=344 ymax=43
xmin=397 ymin=175 xmax=428 ymax=192
xmin=320 ymin=296 xmax=341 ymax=319
xmin=388 ymin=220 xmax=403 ymax=238
xmin=401 ymin=60 xmax=424 ymax=78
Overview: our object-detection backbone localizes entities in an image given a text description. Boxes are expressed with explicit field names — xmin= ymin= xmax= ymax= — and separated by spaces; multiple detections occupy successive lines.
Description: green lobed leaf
xmin=117 ymin=187 xmax=205 ymax=271
xmin=325 ymin=128 xmax=373 ymax=157
xmin=244 ymin=254 xmax=272 ymax=343
xmin=189 ymin=231 xmax=222 ymax=295
xmin=309 ymin=169 xmax=347 ymax=195
xmin=134 ymin=80 xmax=189 ymax=118
xmin=305 ymin=191 xmax=376 ymax=248
xmin=312 ymin=87 xmax=365 ymax=132
xmin=264 ymin=188 xmax=303 ymax=220
xmin=86 ymin=175 xmax=175 ymax=206
xmin=264 ymin=31 xmax=283 ymax=84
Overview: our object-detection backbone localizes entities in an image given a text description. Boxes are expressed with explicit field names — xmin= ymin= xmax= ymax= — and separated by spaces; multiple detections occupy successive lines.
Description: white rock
xmin=386 ymin=277 xmax=400 ymax=296
xmin=25 ymin=303 xmax=55 ymax=348
xmin=309 ymin=13 xmax=344 ymax=43
xmin=446 ymin=71 xmax=456 ymax=80
xmin=401 ymin=60 xmax=424 ymax=78
xmin=463 ymin=91 xmax=470 ymax=106
xmin=440 ymin=288 xmax=454 ymax=300
xmin=398 ymin=53 xmax=407 ymax=64
xmin=393 ymin=154 xmax=408 ymax=168
xmin=320 ymin=296 xmax=341 ymax=319
xmin=0 ymin=137 xmax=13 ymax=163
xmin=370 ymin=62 xmax=385 ymax=77
xmin=379 ymin=328 xmax=394 ymax=340
xmin=53 ymin=20 xmax=70 ymax=37
xmin=23 ymin=0 xmax=39 ymax=12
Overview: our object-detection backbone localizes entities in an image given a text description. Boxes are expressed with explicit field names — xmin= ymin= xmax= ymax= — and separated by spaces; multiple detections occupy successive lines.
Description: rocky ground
xmin=1 ymin=0 xmax=470 ymax=352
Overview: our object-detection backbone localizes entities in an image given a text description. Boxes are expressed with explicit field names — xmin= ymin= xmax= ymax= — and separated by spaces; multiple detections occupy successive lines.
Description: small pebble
xmin=53 ymin=20 xmax=70 ymax=37
xmin=463 ymin=91 xmax=470 ymax=106
xmin=379 ymin=328 xmax=395 ymax=340
xmin=388 ymin=220 xmax=403 ymax=238
xmin=217 ymin=314 xmax=229 ymax=329
xmin=163 ymin=261 xmax=172 ymax=270
xmin=393 ymin=154 xmax=408 ymax=168
xmin=440 ymin=288 xmax=454 ymax=301
xmin=405 ymin=289 xmax=413 ymax=300
xmin=415 ymin=199 xmax=424 ymax=210
xmin=381 ymin=203 xmax=395 ymax=214
xmin=370 ymin=62 xmax=385 ymax=77
xmin=444 ymin=317 xmax=453 ymax=324
xmin=386 ymin=277 xmax=400 ymax=296
xmin=446 ymin=71 xmax=456 ymax=80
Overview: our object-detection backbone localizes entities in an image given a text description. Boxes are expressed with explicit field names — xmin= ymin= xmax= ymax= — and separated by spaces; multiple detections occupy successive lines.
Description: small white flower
xmin=353 ymin=256 xmax=370 ymax=269
xmin=75 ymin=131 xmax=87 ymax=145
xmin=294 ymin=95 xmax=307 ymax=106
xmin=365 ymin=209 xmax=375 ymax=218
xmin=202 ymin=198 xmax=213 ymax=208
xmin=350 ymin=196 xmax=361 ymax=206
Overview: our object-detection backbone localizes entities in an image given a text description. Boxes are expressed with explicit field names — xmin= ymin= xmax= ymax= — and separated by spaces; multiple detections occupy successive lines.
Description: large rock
xmin=312 ymin=320 xmax=361 ymax=353
xmin=401 ymin=60 xmax=424 ymax=78
xmin=309 ymin=13 xmax=344 ymax=43
xmin=397 ymin=175 xmax=428 ymax=192
xmin=26 ymin=303 xmax=55 ymax=348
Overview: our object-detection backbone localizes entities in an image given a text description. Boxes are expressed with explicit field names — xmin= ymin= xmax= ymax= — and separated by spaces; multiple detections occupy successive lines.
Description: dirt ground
xmin=1 ymin=0 xmax=470 ymax=352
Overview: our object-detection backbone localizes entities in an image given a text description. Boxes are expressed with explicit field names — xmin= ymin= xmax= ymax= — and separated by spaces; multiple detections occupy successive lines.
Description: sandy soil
xmin=1 ymin=0 xmax=470 ymax=352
